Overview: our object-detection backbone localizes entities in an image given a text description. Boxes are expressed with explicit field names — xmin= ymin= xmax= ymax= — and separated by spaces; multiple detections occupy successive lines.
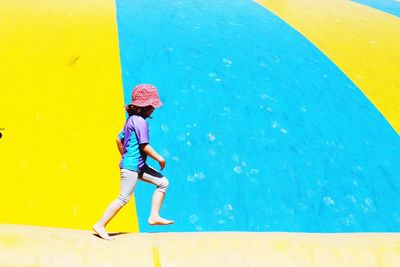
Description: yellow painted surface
xmin=257 ymin=0 xmax=400 ymax=134
xmin=0 ymin=1 xmax=139 ymax=232
xmin=1 ymin=224 xmax=400 ymax=267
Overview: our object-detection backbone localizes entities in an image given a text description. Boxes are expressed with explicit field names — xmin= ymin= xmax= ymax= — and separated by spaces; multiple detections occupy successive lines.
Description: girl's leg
xmin=93 ymin=169 xmax=139 ymax=239
xmin=93 ymin=200 xmax=122 ymax=240
xmin=140 ymin=166 xmax=174 ymax=225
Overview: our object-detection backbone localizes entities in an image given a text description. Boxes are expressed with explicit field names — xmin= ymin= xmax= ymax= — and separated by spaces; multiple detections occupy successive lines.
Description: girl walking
xmin=93 ymin=84 xmax=173 ymax=240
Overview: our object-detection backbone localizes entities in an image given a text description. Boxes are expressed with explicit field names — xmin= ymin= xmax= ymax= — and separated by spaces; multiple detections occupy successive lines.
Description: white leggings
xmin=116 ymin=166 xmax=169 ymax=206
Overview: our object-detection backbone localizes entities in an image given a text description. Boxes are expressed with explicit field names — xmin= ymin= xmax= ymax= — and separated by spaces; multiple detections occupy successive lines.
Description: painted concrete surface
xmin=1 ymin=0 xmax=400 ymax=265
xmin=0 ymin=0 xmax=138 ymax=232
xmin=1 ymin=224 xmax=400 ymax=267
xmin=352 ymin=0 xmax=400 ymax=17
xmin=115 ymin=0 xmax=400 ymax=233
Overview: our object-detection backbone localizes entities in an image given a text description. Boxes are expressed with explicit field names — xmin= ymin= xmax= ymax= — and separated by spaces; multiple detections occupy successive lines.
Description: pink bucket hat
xmin=131 ymin=84 xmax=163 ymax=108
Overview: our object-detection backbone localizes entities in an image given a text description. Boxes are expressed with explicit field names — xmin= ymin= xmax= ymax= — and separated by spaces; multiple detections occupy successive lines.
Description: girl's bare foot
xmin=93 ymin=223 xmax=113 ymax=240
xmin=148 ymin=216 xmax=174 ymax=225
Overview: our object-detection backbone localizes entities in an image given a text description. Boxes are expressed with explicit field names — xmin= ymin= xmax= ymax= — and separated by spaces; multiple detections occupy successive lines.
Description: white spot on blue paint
xmin=233 ymin=166 xmax=242 ymax=174
xmin=346 ymin=195 xmax=357 ymax=203
xmin=248 ymin=169 xmax=259 ymax=175
xmin=214 ymin=208 xmax=222 ymax=216
xmin=160 ymin=124 xmax=169 ymax=133
xmin=172 ymin=156 xmax=180 ymax=162
xmin=231 ymin=154 xmax=239 ymax=162
xmin=187 ymin=172 xmax=205 ymax=182
xmin=353 ymin=165 xmax=363 ymax=172
xmin=208 ymin=133 xmax=216 ymax=141
xmin=260 ymin=94 xmax=277 ymax=102
xmin=225 ymin=204 xmax=233 ymax=211
xmin=189 ymin=214 xmax=199 ymax=224
xmin=221 ymin=107 xmax=231 ymax=116
xmin=222 ymin=58 xmax=232 ymax=67
xmin=161 ymin=149 xmax=170 ymax=158
xmin=208 ymin=149 xmax=216 ymax=157
xmin=195 ymin=172 xmax=205 ymax=180
xmin=344 ymin=214 xmax=355 ymax=226
xmin=323 ymin=196 xmax=335 ymax=206
xmin=280 ymin=128 xmax=288 ymax=134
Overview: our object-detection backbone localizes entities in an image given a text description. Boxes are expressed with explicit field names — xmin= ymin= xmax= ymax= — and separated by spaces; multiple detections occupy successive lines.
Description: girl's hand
xmin=141 ymin=144 xmax=166 ymax=170
xmin=159 ymin=158 xmax=166 ymax=170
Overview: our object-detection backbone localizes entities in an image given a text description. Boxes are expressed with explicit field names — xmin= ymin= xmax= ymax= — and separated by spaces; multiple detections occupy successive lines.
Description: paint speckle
xmin=160 ymin=124 xmax=169 ymax=133
xmin=187 ymin=172 xmax=206 ymax=182
xmin=208 ymin=149 xmax=217 ymax=157
xmin=189 ymin=214 xmax=199 ymax=224
xmin=323 ymin=196 xmax=335 ymax=206
xmin=260 ymin=94 xmax=277 ymax=102
xmin=208 ymin=133 xmax=216 ymax=141
xmin=248 ymin=169 xmax=259 ymax=176
xmin=225 ymin=204 xmax=234 ymax=211
xmin=346 ymin=195 xmax=357 ymax=203
xmin=187 ymin=175 xmax=195 ymax=182
xmin=214 ymin=208 xmax=222 ymax=215
xmin=231 ymin=153 xmax=240 ymax=162
xmin=222 ymin=58 xmax=232 ymax=67
xmin=161 ymin=149 xmax=170 ymax=158
xmin=272 ymin=121 xmax=279 ymax=128
xmin=172 ymin=156 xmax=180 ymax=162
xmin=233 ymin=166 xmax=242 ymax=174
xmin=221 ymin=107 xmax=231 ymax=116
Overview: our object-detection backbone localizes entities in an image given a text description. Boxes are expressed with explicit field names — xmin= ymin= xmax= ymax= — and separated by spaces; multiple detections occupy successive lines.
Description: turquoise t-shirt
xmin=118 ymin=115 xmax=149 ymax=172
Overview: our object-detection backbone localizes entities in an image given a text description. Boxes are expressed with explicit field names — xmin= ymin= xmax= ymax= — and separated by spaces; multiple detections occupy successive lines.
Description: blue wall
xmin=352 ymin=0 xmax=400 ymax=17
xmin=116 ymin=0 xmax=400 ymax=232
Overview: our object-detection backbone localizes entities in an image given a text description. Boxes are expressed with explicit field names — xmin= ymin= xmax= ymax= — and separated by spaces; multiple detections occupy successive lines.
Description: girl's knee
xmin=157 ymin=177 xmax=169 ymax=192
xmin=117 ymin=194 xmax=131 ymax=206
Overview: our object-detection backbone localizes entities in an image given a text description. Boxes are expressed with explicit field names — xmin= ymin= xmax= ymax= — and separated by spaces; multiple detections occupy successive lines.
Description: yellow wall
xmin=257 ymin=0 xmax=400 ymax=134
xmin=0 ymin=0 xmax=139 ymax=232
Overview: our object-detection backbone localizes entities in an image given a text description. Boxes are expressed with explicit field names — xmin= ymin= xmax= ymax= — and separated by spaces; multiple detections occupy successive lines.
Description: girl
xmin=93 ymin=84 xmax=173 ymax=240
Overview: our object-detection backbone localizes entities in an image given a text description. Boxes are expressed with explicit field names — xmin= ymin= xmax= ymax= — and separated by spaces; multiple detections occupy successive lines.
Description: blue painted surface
xmin=115 ymin=0 xmax=400 ymax=232
xmin=352 ymin=0 xmax=400 ymax=17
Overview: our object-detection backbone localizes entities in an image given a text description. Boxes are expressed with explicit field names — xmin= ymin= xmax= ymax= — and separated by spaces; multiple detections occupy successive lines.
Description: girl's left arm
xmin=116 ymin=137 xmax=124 ymax=155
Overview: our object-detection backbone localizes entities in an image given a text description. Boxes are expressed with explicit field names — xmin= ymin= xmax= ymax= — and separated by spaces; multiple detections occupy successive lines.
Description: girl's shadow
xmin=92 ymin=232 xmax=130 ymax=239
